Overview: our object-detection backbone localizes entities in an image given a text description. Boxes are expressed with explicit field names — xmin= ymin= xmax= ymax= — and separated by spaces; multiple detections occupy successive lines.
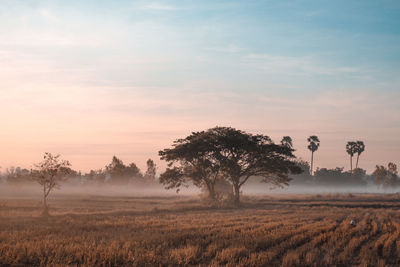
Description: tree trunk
xmin=310 ymin=151 xmax=314 ymax=176
xmin=206 ymin=182 xmax=216 ymax=200
xmin=233 ymin=183 xmax=240 ymax=206
xmin=356 ymin=154 xmax=360 ymax=169
xmin=42 ymin=184 xmax=49 ymax=216
xmin=350 ymin=156 xmax=353 ymax=173
xmin=43 ymin=184 xmax=47 ymax=208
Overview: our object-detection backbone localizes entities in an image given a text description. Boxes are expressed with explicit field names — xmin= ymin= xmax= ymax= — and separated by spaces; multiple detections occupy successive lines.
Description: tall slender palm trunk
xmin=350 ymin=156 xmax=353 ymax=173
xmin=356 ymin=154 xmax=360 ymax=169
xmin=310 ymin=151 xmax=314 ymax=175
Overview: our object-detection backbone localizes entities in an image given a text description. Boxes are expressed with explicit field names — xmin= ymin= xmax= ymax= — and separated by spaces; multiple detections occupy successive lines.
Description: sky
xmin=0 ymin=0 xmax=399 ymax=173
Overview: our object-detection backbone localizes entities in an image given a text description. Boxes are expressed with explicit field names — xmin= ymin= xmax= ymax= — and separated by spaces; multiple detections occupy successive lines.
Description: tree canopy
xmin=159 ymin=127 xmax=302 ymax=205
xmin=159 ymin=130 xmax=222 ymax=199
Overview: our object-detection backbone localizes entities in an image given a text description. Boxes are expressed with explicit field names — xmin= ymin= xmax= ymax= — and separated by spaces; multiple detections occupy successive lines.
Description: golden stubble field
xmin=1 ymin=192 xmax=400 ymax=266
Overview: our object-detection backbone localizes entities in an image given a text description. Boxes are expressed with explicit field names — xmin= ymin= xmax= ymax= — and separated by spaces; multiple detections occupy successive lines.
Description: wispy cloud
xmin=243 ymin=53 xmax=361 ymax=76
xmin=205 ymin=45 xmax=244 ymax=53
xmin=38 ymin=8 xmax=59 ymax=22
xmin=0 ymin=0 xmax=399 ymax=172
xmin=143 ymin=3 xmax=178 ymax=11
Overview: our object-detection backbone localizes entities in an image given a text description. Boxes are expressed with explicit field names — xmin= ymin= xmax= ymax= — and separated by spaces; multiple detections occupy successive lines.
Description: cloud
xmin=38 ymin=8 xmax=59 ymax=22
xmin=143 ymin=3 xmax=178 ymax=11
xmin=205 ymin=44 xmax=244 ymax=53
xmin=243 ymin=53 xmax=361 ymax=76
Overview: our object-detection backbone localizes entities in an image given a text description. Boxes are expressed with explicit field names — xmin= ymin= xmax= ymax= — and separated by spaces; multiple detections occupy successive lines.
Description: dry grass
xmin=1 ymin=193 xmax=400 ymax=266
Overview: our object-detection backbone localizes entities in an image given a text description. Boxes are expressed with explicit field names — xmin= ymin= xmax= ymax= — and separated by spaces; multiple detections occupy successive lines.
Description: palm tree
xmin=346 ymin=141 xmax=357 ymax=173
xmin=281 ymin=136 xmax=293 ymax=149
xmin=307 ymin=136 xmax=320 ymax=175
xmin=355 ymin=141 xmax=365 ymax=169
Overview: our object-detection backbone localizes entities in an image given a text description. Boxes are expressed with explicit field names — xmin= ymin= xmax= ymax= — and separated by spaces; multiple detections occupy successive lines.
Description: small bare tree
xmin=32 ymin=153 xmax=71 ymax=215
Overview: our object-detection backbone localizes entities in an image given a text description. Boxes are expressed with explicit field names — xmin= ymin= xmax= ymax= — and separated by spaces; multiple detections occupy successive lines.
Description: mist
xmin=0 ymin=174 xmax=395 ymax=201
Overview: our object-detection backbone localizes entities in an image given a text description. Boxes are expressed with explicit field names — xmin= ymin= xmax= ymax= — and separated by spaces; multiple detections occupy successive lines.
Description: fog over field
xmin=1 ymin=0 xmax=400 ymax=266
xmin=0 ymin=179 xmax=396 ymax=200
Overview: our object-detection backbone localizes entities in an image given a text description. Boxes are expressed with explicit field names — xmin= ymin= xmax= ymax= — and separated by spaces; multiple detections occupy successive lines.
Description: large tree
xmin=32 ymin=153 xmax=71 ymax=215
xmin=346 ymin=141 xmax=357 ymax=173
xmin=355 ymin=141 xmax=365 ymax=169
xmin=208 ymin=127 xmax=302 ymax=205
xmin=160 ymin=127 xmax=302 ymax=205
xmin=307 ymin=136 xmax=320 ymax=175
xmin=159 ymin=131 xmax=222 ymax=200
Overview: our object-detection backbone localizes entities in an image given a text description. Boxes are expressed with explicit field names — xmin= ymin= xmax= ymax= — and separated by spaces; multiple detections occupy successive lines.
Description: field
xmin=1 ymin=191 xmax=400 ymax=266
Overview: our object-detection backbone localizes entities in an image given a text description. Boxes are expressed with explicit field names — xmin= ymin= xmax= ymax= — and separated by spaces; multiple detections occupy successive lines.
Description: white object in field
xmin=350 ymin=220 xmax=356 ymax=226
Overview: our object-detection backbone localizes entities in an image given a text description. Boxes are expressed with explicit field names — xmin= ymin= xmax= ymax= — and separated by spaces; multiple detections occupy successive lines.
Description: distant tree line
xmin=1 ymin=156 xmax=157 ymax=186
xmin=0 ymin=126 xmax=399 ymax=211
xmin=289 ymin=161 xmax=399 ymax=190
xmin=158 ymin=129 xmax=399 ymax=201
xmin=0 ymin=154 xmax=158 ymax=214
xmin=286 ymin=138 xmax=397 ymax=190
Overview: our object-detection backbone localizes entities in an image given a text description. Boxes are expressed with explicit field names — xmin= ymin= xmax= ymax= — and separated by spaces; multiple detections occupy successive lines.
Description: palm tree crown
xmin=346 ymin=141 xmax=358 ymax=172
xmin=307 ymin=135 xmax=320 ymax=175
xmin=307 ymin=136 xmax=320 ymax=152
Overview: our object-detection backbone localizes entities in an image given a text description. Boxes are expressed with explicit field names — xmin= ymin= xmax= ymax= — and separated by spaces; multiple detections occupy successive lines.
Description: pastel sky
xmin=1 ymin=0 xmax=399 ymax=173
